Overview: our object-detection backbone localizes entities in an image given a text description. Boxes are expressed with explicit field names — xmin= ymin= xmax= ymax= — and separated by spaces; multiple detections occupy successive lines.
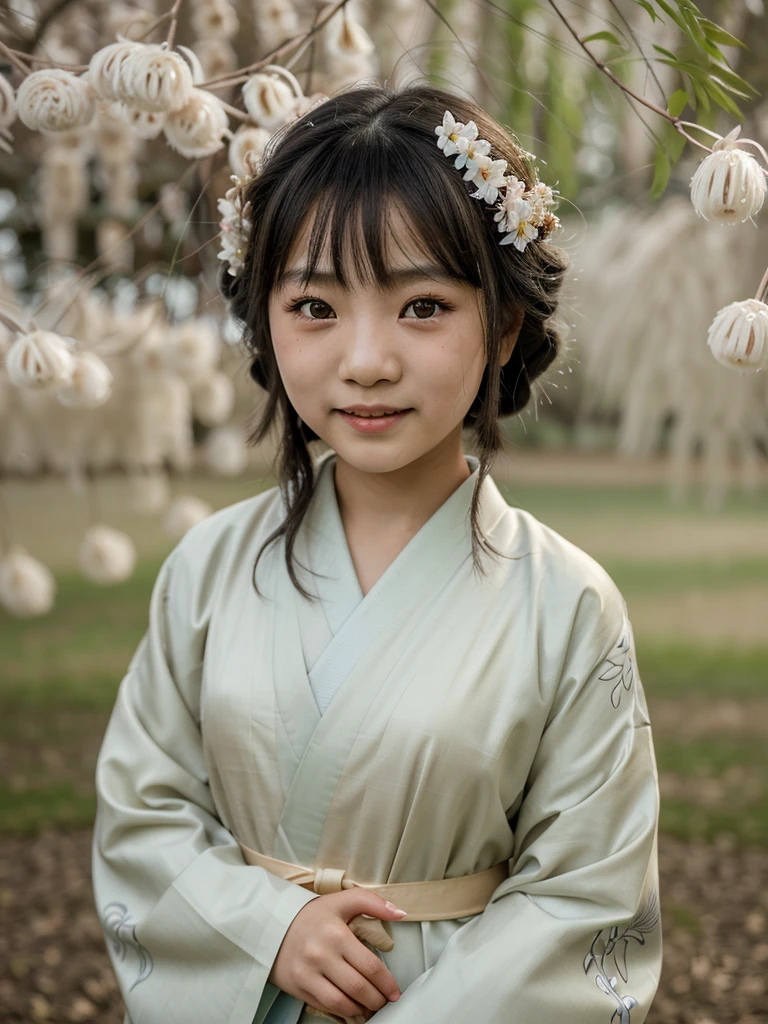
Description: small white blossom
xmin=217 ymin=177 xmax=252 ymax=276
xmin=118 ymin=45 xmax=193 ymax=114
xmin=465 ymin=155 xmax=508 ymax=204
xmin=690 ymin=126 xmax=767 ymax=224
xmin=435 ymin=110 xmax=467 ymax=158
xmin=454 ymin=131 xmax=489 ymax=171
xmin=242 ymin=73 xmax=298 ymax=131
xmin=707 ymin=298 xmax=768 ymax=370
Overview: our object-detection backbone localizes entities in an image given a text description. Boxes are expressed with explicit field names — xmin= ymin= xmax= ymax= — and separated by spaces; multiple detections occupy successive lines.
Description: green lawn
xmin=1 ymin=475 xmax=767 ymax=840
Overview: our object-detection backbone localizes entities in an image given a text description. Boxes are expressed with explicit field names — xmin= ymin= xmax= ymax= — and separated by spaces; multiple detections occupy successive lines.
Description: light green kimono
xmin=92 ymin=451 xmax=662 ymax=1024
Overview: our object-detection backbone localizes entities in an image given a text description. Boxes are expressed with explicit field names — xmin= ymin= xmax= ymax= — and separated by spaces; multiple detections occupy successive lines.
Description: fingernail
xmin=385 ymin=901 xmax=407 ymax=916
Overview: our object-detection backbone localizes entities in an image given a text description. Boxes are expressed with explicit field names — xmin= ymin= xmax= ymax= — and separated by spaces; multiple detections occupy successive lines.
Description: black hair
xmin=219 ymin=80 xmax=569 ymax=599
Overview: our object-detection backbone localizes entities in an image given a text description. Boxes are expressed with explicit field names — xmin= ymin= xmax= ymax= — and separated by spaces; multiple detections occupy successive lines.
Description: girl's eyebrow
xmin=276 ymin=264 xmax=464 ymax=291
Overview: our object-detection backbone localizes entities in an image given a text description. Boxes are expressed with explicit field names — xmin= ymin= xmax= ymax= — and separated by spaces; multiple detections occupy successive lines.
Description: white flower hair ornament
xmin=217 ymin=171 xmax=255 ymax=277
xmin=435 ymin=110 xmax=561 ymax=252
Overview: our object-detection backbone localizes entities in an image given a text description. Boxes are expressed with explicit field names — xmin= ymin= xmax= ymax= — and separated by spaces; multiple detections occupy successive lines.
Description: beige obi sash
xmin=237 ymin=841 xmax=510 ymax=1024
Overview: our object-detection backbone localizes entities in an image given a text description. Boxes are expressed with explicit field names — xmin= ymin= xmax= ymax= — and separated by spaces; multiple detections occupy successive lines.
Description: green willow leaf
xmin=698 ymin=18 xmax=747 ymax=49
xmin=707 ymin=64 xmax=760 ymax=99
xmin=652 ymin=44 xmax=678 ymax=61
xmin=666 ymin=89 xmax=689 ymax=117
xmin=650 ymin=146 xmax=671 ymax=200
xmin=705 ymin=80 xmax=744 ymax=119
xmin=582 ymin=30 xmax=624 ymax=47
xmin=632 ymin=0 xmax=658 ymax=21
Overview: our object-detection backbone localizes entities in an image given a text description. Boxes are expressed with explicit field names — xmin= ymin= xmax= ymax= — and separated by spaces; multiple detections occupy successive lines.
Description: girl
xmin=92 ymin=83 xmax=662 ymax=1024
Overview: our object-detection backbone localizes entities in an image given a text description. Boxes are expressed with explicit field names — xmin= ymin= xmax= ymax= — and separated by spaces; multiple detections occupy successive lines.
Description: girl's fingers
xmin=326 ymin=958 xmax=390 ymax=1013
xmin=308 ymin=976 xmax=369 ymax=1020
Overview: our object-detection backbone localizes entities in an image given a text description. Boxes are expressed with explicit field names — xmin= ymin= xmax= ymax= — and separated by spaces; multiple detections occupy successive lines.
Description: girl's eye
xmin=292 ymin=298 xmax=335 ymax=320
xmin=402 ymin=298 xmax=452 ymax=320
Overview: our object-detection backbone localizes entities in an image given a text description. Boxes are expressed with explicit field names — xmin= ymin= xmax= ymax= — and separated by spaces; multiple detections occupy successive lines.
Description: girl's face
xmin=268 ymin=206 xmax=519 ymax=476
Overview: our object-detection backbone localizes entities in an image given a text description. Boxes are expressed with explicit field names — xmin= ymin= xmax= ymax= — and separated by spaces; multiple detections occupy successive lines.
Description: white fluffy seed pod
xmin=118 ymin=45 xmax=194 ymax=114
xmin=89 ymin=41 xmax=142 ymax=102
xmin=242 ymin=73 xmax=297 ymax=130
xmin=78 ymin=525 xmax=137 ymax=585
xmin=128 ymin=472 xmax=171 ymax=515
xmin=6 ymin=330 xmax=76 ymax=390
xmin=0 ymin=73 xmax=16 ymax=130
xmin=163 ymin=495 xmax=213 ymax=538
xmin=0 ymin=547 xmax=56 ymax=618
xmin=111 ymin=100 xmax=166 ymax=139
xmin=253 ymin=0 xmax=300 ymax=51
xmin=324 ymin=10 xmax=376 ymax=59
xmin=167 ymin=320 xmax=220 ymax=381
xmin=164 ymin=88 xmax=229 ymax=158
xmin=56 ymin=351 xmax=113 ymax=408
xmin=204 ymin=425 xmax=248 ymax=475
xmin=707 ymin=298 xmax=768 ymax=370
xmin=690 ymin=127 xmax=767 ymax=224
xmin=228 ymin=125 xmax=271 ymax=176
xmin=192 ymin=372 xmax=236 ymax=426
xmin=192 ymin=0 xmax=239 ymax=39
xmin=16 ymin=69 xmax=95 ymax=132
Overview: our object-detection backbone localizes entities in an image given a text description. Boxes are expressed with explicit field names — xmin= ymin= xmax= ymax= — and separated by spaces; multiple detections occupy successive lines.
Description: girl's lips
xmin=336 ymin=409 xmax=413 ymax=434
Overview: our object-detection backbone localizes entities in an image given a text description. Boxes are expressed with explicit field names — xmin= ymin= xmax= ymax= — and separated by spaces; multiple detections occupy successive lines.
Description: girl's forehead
xmin=281 ymin=203 xmax=439 ymax=284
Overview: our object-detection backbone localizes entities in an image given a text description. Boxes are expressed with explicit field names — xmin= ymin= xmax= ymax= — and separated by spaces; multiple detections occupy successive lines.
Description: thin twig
xmin=218 ymin=99 xmax=252 ymax=123
xmin=606 ymin=0 xmax=666 ymax=103
xmin=166 ymin=0 xmax=184 ymax=52
xmin=7 ymin=49 xmax=86 ymax=70
xmin=199 ymin=0 xmax=351 ymax=88
xmin=28 ymin=0 xmax=79 ymax=51
xmin=135 ymin=10 xmax=173 ymax=42
xmin=0 ymin=39 xmax=32 ymax=77
xmin=755 ymin=265 xmax=768 ymax=303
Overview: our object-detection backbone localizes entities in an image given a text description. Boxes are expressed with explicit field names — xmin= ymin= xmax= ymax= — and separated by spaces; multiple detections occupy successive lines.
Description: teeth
xmin=349 ymin=410 xmax=399 ymax=418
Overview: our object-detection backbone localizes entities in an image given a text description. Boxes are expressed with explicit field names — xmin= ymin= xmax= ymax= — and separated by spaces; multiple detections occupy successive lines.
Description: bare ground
xmin=0 ymin=829 xmax=766 ymax=1024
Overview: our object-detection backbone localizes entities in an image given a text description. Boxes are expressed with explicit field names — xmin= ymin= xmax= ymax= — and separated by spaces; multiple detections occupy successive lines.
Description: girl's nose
xmin=338 ymin=324 xmax=401 ymax=385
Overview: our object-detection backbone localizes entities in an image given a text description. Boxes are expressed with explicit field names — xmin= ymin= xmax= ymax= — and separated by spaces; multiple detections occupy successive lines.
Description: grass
xmin=1 ymin=475 xmax=767 ymax=838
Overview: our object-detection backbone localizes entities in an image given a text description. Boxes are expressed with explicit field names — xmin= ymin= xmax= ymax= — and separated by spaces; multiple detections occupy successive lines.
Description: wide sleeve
xmin=370 ymin=584 xmax=662 ymax=1024
xmin=91 ymin=543 xmax=322 ymax=1024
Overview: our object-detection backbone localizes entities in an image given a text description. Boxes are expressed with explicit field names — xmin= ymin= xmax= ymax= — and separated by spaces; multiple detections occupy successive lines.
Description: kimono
xmin=92 ymin=450 xmax=662 ymax=1024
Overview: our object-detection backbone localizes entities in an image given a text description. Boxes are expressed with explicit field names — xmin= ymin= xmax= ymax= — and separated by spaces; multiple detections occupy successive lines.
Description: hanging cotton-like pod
xmin=228 ymin=125 xmax=271 ymax=176
xmin=192 ymin=0 xmax=239 ymax=40
xmin=167 ymin=319 xmax=220 ymax=382
xmin=128 ymin=472 xmax=171 ymax=515
xmin=56 ymin=351 xmax=113 ymax=408
xmin=0 ymin=547 xmax=56 ymax=618
xmin=112 ymin=100 xmax=166 ymax=140
xmin=204 ymin=425 xmax=248 ymax=475
xmin=707 ymin=298 xmax=768 ymax=370
xmin=252 ymin=0 xmax=300 ymax=52
xmin=192 ymin=371 xmax=236 ymax=426
xmin=324 ymin=8 xmax=376 ymax=59
xmin=118 ymin=44 xmax=194 ymax=114
xmin=164 ymin=88 xmax=229 ymax=158
xmin=89 ymin=41 xmax=142 ymax=102
xmin=163 ymin=495 xmax=213 ymax=538
xmin=690 ymin=127 xmax=767 ymax=224
xmin=195 ymin=40 xmax=238 ymax=81
xmin=78 ymin=525 xmax=137 ymax=584
xmin=242 ymin=67 xmax=302 ymax=131
xmin=16 ymin=69 xmax=95 ymax=132
xmin=6 ymin=330 xmax=76 ymax=389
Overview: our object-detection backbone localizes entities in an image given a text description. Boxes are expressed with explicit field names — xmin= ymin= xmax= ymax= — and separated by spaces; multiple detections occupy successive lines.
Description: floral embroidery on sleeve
xmin=598 ymin=615 xmax=636 ymax=709
xmin=101 ymin=902 xmax=154 ymax=991
xmin=583 ymin=885 xmax=660 ymax=1023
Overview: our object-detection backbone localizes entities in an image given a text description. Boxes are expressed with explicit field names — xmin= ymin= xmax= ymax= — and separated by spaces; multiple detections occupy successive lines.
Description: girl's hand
xmin=268 ymin=889 xmax=406 ymax=1021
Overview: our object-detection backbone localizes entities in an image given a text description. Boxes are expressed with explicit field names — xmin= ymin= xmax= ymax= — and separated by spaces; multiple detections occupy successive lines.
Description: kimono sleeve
xmin=370 ymin=583 xmax=662 ymax=1024
xmin=91 ymin=544 xmax=322 ymax=1024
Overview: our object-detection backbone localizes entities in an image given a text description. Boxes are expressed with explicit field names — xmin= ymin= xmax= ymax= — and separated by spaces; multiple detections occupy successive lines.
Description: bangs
xmin=254 ymin=117 xmax=488 ymax=296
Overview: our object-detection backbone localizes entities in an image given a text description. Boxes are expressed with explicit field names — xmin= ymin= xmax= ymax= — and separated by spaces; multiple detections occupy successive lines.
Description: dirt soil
xmin=0 ymin=830 xmax=766 ymax=1024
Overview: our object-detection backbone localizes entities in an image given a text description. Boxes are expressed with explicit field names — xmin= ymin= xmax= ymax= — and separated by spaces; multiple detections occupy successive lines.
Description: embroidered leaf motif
xmin=584 ymin=886 xmax=660 ymax=1023
xmin=598 ymin=616 xmax=636 ymax=708
xmin=102 ymin=901 xmax=154 ymax=991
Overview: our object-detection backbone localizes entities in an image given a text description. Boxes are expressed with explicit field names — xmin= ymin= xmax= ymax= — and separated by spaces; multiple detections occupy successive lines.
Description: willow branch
xmin=166 ymin=0 xmax=184 ymax=51
xmin=199 ymin=0 xmax=351 ymax=89
xmin=545 ymin=0 xmax=712 ymax=153
xmin=0 ymin=40 xmax=32 ymax=77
